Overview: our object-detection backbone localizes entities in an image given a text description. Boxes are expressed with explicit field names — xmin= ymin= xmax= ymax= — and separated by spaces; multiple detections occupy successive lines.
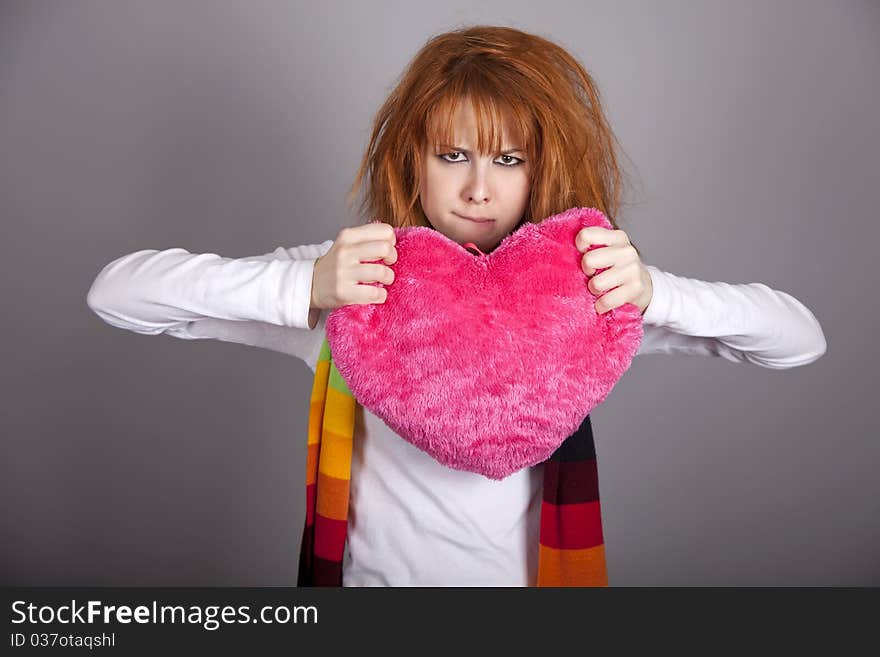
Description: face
xmin=419 ymin=98 xmax=531 ymax=254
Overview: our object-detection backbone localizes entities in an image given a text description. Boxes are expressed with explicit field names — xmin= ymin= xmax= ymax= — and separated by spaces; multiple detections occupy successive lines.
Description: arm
xmin=635 ymin=265 xmax=827 ymax=369
xmin=86 ymin=240 xmax=334 ymax=367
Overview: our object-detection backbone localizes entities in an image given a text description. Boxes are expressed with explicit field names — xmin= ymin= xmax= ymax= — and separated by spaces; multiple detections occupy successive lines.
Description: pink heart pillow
xmin=326 ymin=206 xmax=643 ymax=480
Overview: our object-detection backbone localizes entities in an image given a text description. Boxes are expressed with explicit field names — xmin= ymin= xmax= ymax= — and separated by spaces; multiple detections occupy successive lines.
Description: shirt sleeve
xmin=635 ymin=265 xmax=827 ymax=369
xmin=86 ymin=240 xmax=334 ymax=367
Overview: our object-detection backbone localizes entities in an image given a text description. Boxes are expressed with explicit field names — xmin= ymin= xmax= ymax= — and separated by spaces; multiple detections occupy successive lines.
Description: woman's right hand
xmin=310 ymin=221 xmax=398 ymax=310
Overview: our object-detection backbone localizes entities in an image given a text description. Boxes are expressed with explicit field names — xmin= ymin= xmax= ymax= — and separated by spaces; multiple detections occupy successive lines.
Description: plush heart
xmin=325 ymin=206 xmax=643 ymax=480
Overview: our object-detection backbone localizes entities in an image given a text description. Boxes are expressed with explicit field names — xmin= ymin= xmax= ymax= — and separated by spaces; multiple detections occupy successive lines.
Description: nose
xmin=461 ymin=160 xmax=491 ymax=203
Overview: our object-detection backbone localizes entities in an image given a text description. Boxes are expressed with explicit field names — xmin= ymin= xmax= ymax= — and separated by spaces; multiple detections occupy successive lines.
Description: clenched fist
xmin=575 ymin=226 xmax=653 ymax=315
xmin=310 ymin=221 xmax=398 ymax=312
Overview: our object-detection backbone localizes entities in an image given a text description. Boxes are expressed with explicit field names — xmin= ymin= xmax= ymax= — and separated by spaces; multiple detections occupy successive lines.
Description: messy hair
xmin=346 ymin=24 xmax=641 ymax=254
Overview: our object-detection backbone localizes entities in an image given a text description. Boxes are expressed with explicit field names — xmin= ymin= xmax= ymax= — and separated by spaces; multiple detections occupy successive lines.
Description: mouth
xmin=454 ymin=212 xmax=495 ymax=224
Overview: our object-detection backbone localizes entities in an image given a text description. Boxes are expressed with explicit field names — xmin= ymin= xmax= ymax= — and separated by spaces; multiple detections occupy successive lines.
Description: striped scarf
xmin=297 ymin=337 xmax=608 ymax=586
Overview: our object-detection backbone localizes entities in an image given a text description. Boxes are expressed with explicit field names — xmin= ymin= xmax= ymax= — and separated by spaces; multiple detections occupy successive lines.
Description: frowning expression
xmin=419 ymin=97 xmax=531 ymax=254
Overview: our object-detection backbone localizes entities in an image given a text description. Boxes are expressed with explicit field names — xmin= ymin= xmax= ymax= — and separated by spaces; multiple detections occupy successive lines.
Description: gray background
xmin=2 ymin=0 xmax=877 ymax=586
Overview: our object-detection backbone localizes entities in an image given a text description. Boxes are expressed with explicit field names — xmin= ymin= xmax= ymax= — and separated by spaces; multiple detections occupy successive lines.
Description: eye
xmin=497 ymin=154 xmax=524 ymax=167
xmin=438 ymin=152 xmax=525 ymax=167
xmin=439 ymin=151 xmax=466 ymax=163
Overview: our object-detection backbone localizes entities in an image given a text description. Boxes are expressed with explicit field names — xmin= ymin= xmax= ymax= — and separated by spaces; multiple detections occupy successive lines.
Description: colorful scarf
xmin=297 ymin=337 xmax=608 ymax=586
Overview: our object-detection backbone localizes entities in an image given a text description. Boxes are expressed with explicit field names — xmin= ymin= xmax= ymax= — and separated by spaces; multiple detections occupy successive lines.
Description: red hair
xmin=346 ymin=24 xmax=641 ymax=254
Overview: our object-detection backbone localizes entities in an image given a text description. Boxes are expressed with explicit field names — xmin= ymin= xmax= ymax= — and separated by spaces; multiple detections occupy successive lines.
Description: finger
xmin=356 ymin=262 xmax=396 ymax=285
xmin=363 ymin=220 xmax=397 ymax=245
xmin=588 ymin=269 xmax=618 ymax=296
xmin=581 ymin=243 xmax=617 ymax=276
xmin=356 ymin=239 xmax=398 ymax=265
xmin=575 ymin=227 xmax=627 ymax=253
xmin=351 ymin=281 xmax=388 ymax=305
xmin=589 ymin=259 xmax=640 ymax=293
xmin=594 ymin=282 xmax=639 ymax=314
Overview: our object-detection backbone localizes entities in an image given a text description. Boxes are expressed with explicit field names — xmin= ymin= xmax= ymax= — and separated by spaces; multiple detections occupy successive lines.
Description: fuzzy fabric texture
xmin=325 ymin=206 xmax=643 ymax=480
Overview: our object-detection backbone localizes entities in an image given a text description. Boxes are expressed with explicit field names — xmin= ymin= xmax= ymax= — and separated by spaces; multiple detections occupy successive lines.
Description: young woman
xmin=87 ymin=25 xmax=826 ymax=586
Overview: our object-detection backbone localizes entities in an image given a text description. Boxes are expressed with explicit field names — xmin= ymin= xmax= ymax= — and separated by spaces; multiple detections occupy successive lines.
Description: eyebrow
xmin=438 ymin=144 xmax=525 ymax=154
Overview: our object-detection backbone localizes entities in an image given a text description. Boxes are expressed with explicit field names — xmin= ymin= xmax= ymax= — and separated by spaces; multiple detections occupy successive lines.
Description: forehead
xmin=426 ymin=97 xmax=524 ymax=149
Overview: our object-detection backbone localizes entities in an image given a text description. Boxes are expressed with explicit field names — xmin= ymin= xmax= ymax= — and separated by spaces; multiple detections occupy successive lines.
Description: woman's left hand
xmin=575 ymin=227 xmax=653 ymax=315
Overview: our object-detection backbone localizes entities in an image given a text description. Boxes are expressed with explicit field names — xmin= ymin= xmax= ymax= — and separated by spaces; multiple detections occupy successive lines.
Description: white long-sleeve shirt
xmin=85 ymin=241 xmax=827 ymax=586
